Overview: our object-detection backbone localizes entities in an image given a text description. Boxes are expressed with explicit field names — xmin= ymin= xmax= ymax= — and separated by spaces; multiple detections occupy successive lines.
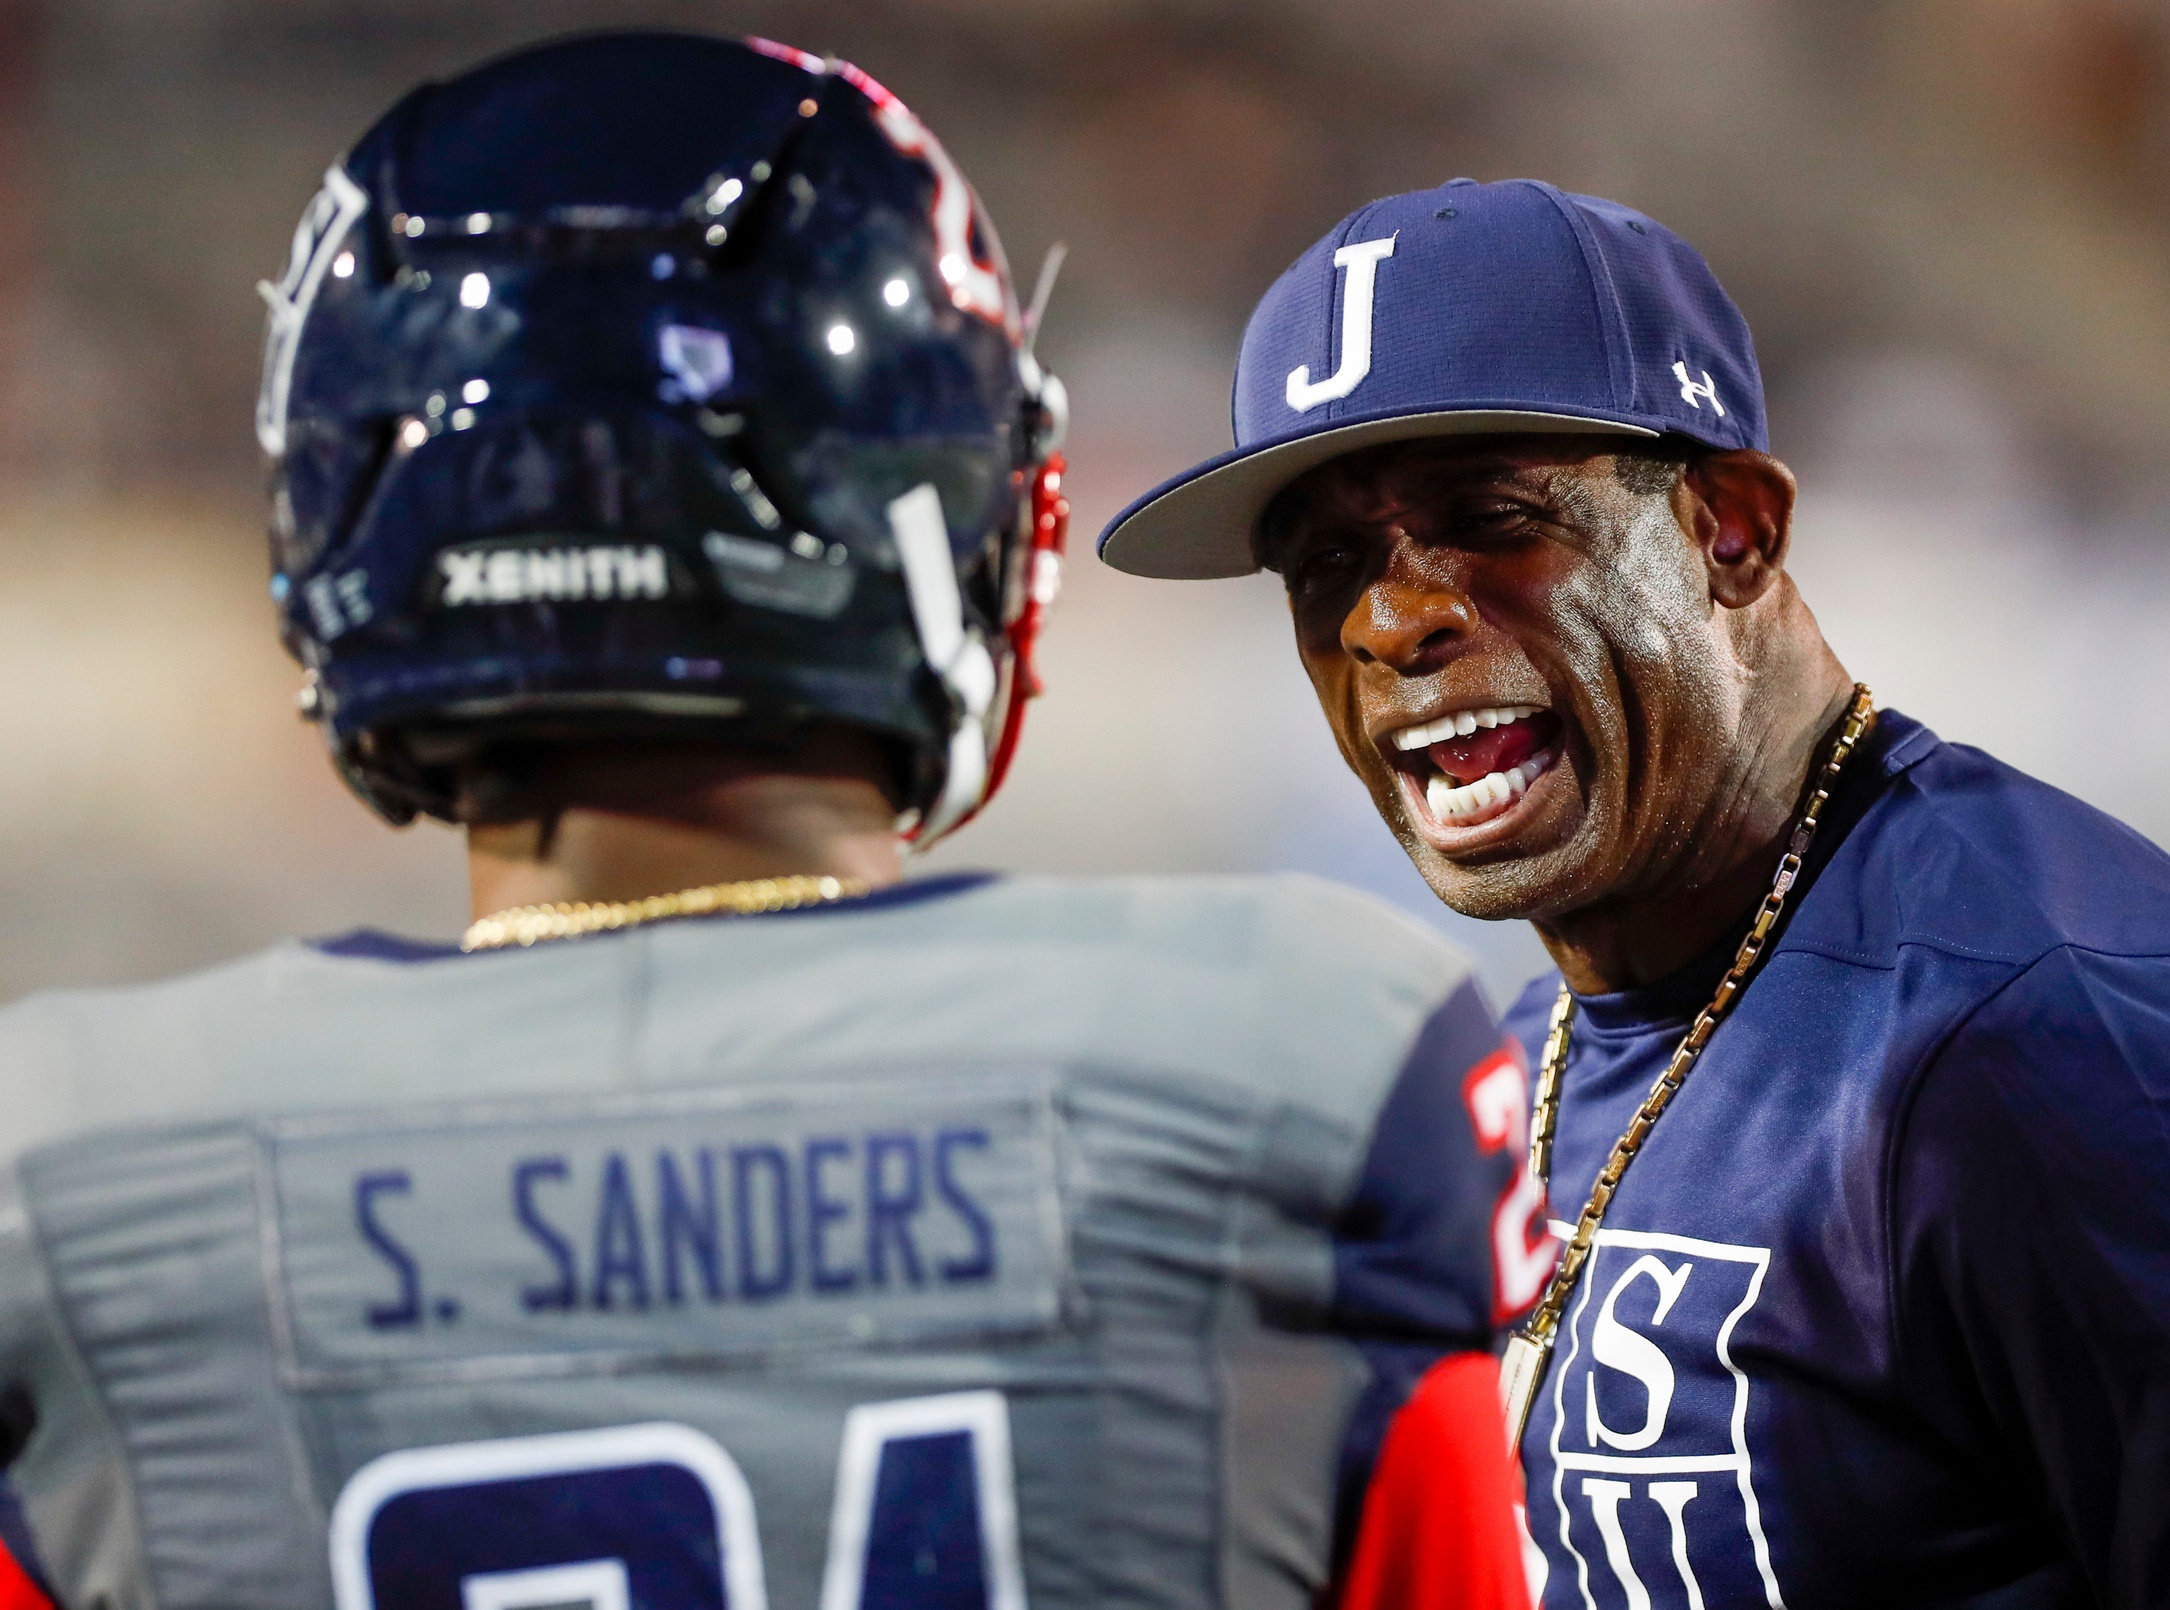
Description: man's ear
xmin=1680 ymin=450 xmax=1797 ymax=610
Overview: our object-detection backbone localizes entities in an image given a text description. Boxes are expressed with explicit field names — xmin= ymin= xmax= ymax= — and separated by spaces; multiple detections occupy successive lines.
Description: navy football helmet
xmin=257 ymin=31 xmax=1069 ymax=838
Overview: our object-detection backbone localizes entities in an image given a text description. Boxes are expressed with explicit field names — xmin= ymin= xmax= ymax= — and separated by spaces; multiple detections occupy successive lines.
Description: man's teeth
xmin=1426 ymin=756 xmax=1549 ymax=824
xmin=1392 ymin=705 xmax=1541 ymax=751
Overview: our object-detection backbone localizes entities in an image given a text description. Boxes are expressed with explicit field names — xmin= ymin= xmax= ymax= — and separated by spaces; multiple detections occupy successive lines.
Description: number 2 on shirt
xmin=1463 ymin=1043 xmax=1561 ymax=1322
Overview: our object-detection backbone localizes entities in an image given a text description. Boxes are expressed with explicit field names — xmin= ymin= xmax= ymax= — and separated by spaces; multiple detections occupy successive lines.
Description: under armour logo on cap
xmin=1672 ymin=361 xmax=1725 ymax=416
xmin=1099 ymin=177 xmax=1768 ymax=580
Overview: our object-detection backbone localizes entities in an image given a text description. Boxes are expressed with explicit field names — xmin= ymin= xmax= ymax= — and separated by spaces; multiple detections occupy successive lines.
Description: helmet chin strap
xmin=888 ymin=483 xmax=999 ymax=844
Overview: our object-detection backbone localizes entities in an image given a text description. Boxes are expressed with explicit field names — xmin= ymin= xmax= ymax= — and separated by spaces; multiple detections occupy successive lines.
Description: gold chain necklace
xmin=1500 ymin=684 xmax=1875 ymax=1448
xmin=462 ymin=874 xmax=872 ymax=952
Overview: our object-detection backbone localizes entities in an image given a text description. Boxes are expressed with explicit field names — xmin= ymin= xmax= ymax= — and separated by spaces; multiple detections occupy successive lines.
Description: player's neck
xmin=1534 ymin=656 xmax=1854 ymax=996
xmin=465 ymin=767 xmax=905 ymax=920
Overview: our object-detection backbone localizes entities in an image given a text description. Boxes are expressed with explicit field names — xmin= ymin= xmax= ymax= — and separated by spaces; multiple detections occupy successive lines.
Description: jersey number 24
xmin=327 ymin=1394 xmax=1026 ymax=1610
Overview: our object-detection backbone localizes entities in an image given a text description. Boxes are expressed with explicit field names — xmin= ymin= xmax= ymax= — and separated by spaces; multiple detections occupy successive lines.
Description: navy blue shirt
xmin=1506 ymin=711 xmax=2170 ymax=1610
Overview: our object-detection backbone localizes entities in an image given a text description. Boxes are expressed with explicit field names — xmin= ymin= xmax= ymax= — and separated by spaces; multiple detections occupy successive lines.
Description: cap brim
xmin=1098 ymin=407 xmax=1659 ymax=580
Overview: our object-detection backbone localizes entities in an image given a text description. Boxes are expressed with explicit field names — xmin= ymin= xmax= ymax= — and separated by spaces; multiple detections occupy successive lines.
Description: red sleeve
xmin=0 ymin=1542 xmax=51 ymax=1610
xmin=1336 ymin=1352 xmax=1530 ymax=1610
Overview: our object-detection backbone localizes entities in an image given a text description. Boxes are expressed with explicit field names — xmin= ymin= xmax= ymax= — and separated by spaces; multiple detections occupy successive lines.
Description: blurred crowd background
xmin=1 ymin=0 xmax=2166 ymax=1006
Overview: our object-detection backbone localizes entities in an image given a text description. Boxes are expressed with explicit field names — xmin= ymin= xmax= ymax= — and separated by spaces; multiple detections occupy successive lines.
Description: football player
xmin=0 ymin=36 xmax=1538 ymax=1610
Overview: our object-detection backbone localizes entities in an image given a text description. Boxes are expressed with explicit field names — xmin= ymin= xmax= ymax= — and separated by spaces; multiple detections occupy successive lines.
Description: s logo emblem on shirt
xmin=1540 ymin=1228 xmax=1788 ymax=1609
xmin=1585 ymin=1254 xmax=1692 ymax=1452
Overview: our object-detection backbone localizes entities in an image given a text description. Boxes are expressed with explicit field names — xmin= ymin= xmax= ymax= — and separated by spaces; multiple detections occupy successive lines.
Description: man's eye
xmin=1289 ymin=544 xmax=1361 ymax=594
xmin=1458 ymin=507 xmax=1527 ymax=538
xmin=1451 ymin=502 xmax=1530 ymax=539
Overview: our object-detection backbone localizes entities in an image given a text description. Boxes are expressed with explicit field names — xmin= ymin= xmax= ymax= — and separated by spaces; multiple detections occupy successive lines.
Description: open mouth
xmin=1385 ymin=704 xmax=1564 ymax=832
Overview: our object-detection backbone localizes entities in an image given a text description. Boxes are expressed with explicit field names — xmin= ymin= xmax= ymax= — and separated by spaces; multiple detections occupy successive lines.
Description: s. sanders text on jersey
xmin=354 ymin=1126 xmax=999 ymax=1327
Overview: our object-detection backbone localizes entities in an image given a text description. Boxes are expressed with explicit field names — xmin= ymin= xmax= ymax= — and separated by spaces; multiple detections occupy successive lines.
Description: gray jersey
xmin=0 ymin=872 xmax=1524 ymax=1610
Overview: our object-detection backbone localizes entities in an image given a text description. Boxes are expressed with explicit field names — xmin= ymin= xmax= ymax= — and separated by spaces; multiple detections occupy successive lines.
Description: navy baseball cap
xmin=1098 ymin=178 xmax=1765 ymax=579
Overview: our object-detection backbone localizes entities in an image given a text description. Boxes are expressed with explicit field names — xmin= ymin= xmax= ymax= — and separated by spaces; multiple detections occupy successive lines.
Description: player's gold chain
xmin=462 ymin=874 xmax=871 ymax=952
xmin=1500 ymin=684 xmax=1876 ymax=1448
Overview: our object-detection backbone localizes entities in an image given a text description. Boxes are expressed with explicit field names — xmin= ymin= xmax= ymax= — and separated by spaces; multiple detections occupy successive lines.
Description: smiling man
xmin=1101 ymin=178 xmax=2170 ymax=1608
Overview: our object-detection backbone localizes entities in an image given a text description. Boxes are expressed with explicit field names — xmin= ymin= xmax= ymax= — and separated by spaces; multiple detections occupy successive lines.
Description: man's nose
xmin=1341 ymin=563 xmax=1480 ymax=670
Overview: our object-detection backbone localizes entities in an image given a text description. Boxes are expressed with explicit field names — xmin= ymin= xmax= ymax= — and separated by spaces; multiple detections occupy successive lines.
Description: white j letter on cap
xmin=1285 ymin=235 xmax=1396 ymax=413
